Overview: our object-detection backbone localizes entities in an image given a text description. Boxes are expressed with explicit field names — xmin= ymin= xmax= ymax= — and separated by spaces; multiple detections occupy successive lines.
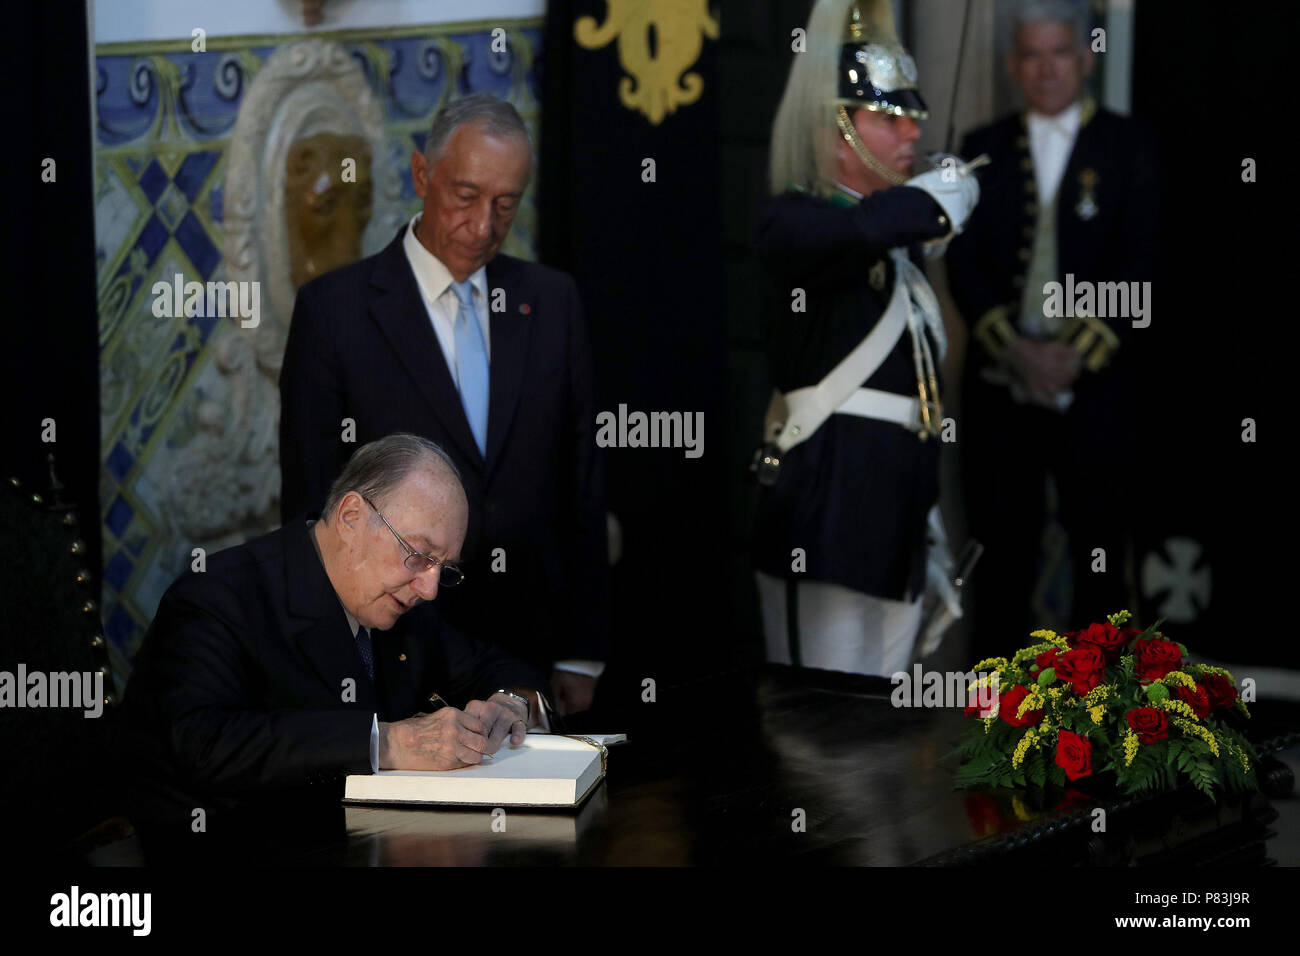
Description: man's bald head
xmin=320 ymin=433 xmax=465 ymax=524
xmin=315 ymin=434 xmax=468 ymax=630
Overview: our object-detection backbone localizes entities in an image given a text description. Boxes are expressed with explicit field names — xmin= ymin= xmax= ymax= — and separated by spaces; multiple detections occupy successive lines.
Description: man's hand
xmin=479 ymin=694 xmax=530 ymax=742
xmin=378 ymin=704 xmax=517 ymax=771
xmin=552 ymin=670 xmax=597 ymax=716
xmin=1005 ymin=338 xmax=1081 ymax=407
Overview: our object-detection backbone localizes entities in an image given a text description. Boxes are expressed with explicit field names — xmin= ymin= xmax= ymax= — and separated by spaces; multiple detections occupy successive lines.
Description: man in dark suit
xmin=122 ymin=434 xmax=547 ymax=834
xmin=946 ymin=1 xmax=1158 ymax=660
xmin=280 ymin=94 xmax=608 ymax=714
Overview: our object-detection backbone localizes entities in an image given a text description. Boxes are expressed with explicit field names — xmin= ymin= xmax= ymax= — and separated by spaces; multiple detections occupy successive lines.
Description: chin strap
xmin=835 ymin=105 xmax=909 ymax=187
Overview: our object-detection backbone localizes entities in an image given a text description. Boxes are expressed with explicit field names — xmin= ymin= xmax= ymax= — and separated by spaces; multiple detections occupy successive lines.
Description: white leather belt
xmin=836 ymin=387 xmax=921 ymax=429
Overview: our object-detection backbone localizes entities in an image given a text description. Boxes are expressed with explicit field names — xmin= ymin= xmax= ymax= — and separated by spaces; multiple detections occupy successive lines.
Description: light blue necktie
xmin=450 ymin=279 xmax=489 ymax=456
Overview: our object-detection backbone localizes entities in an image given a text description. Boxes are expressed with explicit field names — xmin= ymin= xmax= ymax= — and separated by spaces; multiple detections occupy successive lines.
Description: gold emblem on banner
xmin=575 ymin=1 xmax=720 ymax=126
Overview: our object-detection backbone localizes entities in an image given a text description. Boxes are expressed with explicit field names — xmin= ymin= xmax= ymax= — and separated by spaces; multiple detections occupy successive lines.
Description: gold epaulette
xmin=972 ymin=306 xmax=1018 ymax=363
xmin=1059 ymin=313 xmax=1120 ymax=372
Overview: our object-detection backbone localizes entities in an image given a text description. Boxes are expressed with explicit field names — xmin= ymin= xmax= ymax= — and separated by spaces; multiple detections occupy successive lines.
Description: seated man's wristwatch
xmin=493 ymin=689 xmax=531 ymax=724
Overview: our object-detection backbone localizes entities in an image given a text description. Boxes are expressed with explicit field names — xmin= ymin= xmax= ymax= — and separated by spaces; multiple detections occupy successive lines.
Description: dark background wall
xmin=1130 ymin=0 xmax=1291 ymax=665
xmin=4 ymin=1 xmax=101 ymax=569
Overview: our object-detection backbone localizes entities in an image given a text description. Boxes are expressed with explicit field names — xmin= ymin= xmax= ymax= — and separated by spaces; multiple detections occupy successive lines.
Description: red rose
xmin=1054 ymin=730 xmax=1093 ymax=781
xmin=1173 ymin=683 xmax=1211 ymax=719
xmin=1072 ymin=622 xmax=1134 ymax=663
xmin=998 ymin=685 xmax=1043 ymax=727
xmin=1055 ymin=645 xmax=1106 ymax=696
xmin=1133 ymin=638 xmax=1183 ymax=683
xmin=964 ymin=684 xmax=998 ymax=719
xmin=1035 ymin=648 xmax=1062 ymax=671
xmin=1202 ymin=674 xmax=1239 ymax=711
xmin=1126 ymin=706 xmax=1170 ymax=744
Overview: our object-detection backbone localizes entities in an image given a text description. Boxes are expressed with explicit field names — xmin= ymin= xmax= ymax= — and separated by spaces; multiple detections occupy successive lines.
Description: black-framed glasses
xmin=360 ymin=495 xmax=464 ymax=587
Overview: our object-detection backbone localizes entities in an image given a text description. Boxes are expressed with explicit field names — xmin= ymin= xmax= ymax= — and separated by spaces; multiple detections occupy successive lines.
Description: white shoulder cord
xmin=891 ymin=248 xmax=945 ymax=433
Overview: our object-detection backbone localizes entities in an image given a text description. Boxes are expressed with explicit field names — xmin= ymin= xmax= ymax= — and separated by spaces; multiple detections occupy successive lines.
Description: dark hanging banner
xmin=537 ymin=2 xmax=731 ymax=710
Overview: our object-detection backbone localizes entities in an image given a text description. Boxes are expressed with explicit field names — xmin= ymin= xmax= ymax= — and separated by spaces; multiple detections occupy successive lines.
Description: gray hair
xmin=424 ymin=92 xmax=531 ymax=166
xmin=1012 ymin=0 xmax=1091 ymax=52
xmin=769 ymin=0 xmax=860 ymax=195
xmin=320 ymin=433 xmax=463 ymax=522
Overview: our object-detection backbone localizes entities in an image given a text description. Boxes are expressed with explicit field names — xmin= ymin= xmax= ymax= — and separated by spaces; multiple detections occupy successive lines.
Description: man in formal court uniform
xmin=122 ymin=435 xmax=548 ymax=832
xmin=279 ymin=94 xmax=608 ymax=715
xmin=946 ymin=0 xmax=1158 ymax=661
xmin=750 ymin=0 xmax=980 ymax=676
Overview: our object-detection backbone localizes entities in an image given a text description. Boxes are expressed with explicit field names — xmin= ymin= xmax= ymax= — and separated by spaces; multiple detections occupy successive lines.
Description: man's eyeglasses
xmin=361 ymin=495 xmax=464 ymax=587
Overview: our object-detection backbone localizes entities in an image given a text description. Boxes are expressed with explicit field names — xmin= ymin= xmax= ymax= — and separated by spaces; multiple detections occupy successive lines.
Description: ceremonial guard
xmin=946 ymin=0 xmax=1158 ymax=661
xmin=751 ymin=0 xmax=980 ymax=676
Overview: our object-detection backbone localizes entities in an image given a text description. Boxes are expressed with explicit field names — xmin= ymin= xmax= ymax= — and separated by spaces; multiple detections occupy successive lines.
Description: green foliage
xmin=954 ymin=617 xmax=1259 ymax=799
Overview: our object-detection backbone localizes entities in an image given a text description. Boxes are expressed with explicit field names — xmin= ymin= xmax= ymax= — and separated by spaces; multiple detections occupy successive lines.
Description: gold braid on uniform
xmin=834 ymin=106 xmax=909 ymax=186
xmin=1059 ymin=314 xmax=1120 ymax=372
xmin=972 ymin=306 xmax=1018 ymax=363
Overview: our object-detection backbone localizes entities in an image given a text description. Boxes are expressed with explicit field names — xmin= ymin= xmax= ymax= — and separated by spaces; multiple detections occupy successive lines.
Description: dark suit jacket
xmin=279 ymin=227 xmax=610 ymax=669
xmin=751 ymin=186 xmax=949 ymax=601
xmin=120 ymin=520 xmax=546 ymax=825
xmin=947 ymin=102 xmax=1159 ymax=379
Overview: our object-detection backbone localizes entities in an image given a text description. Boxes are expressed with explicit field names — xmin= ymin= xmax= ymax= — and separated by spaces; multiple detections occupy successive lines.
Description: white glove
xmin=905 ymin=154 xmax=981 ymax=235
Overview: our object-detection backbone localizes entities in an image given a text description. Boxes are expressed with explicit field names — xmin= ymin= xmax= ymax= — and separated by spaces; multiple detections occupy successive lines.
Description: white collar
xmin=402 ymin=214 xmax=488 ymax=305
xmin=1027 ymin=99 xmax=1083 ymax=138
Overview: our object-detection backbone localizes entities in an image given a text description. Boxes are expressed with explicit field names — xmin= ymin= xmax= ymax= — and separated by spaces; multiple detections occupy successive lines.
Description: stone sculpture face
xmin=284 ymin=132 xmax=373 ymax=289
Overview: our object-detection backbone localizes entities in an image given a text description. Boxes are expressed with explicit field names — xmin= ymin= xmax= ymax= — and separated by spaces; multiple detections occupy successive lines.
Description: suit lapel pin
xmin=1075 ymin=167 xmax=1099 ymax=221
xmin=519 ymin=303 xmax=531 ymax=315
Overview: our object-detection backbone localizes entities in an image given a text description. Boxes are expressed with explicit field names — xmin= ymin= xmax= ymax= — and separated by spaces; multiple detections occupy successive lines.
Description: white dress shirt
xmin=1025 ymin=99 xmax=1082 ymax=205
xmin=402 ymin=214 xmax=491 ymax=378
xmin=400 ymin=216 xmax=605 ymax=682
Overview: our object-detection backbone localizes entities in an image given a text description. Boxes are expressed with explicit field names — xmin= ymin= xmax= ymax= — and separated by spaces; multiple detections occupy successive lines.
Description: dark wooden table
xmin=107 ymin=665 xmax=1299 ymax=866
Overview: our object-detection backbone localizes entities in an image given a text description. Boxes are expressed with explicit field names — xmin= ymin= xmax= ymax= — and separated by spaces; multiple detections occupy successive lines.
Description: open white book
xmin=343 ymin=734 xmax=607 ymax=809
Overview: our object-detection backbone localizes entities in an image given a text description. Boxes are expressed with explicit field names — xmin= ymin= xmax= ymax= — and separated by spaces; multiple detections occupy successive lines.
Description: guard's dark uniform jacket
xmin=752 ymin=185 xmax=950 ymax=601
xmin=946 ymin=100 xmax=1159 ymax=655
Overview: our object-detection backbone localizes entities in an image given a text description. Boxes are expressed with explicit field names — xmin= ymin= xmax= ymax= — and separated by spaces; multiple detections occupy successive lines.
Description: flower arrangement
xmin=953 ymin=612 xmax=1257 ymax=800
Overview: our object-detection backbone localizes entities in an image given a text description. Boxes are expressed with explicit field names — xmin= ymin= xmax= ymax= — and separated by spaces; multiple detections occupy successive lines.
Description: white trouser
xmin=756 ymin=570 xmax=921 ymax=677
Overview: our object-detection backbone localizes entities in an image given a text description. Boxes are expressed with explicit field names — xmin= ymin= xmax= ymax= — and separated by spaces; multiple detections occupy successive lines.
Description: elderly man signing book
xmin=121 ymin=433 xmax=553 ymax=831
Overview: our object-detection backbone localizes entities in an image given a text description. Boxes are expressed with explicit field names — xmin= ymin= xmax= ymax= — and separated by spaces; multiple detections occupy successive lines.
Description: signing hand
xmin=379 ymin=706 xmax=502 ymax=771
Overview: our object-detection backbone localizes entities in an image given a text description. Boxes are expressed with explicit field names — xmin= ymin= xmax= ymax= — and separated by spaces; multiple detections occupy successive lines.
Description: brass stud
xmin=31 ymin=493 xmax=43 ymax=505
xmin=8 ymin=477 xmax=19 ymax=488
xmin=69 ymin=540 xmax=85 ymax=555
xmin=91 ymin=635 xmax=105 ymax=648
xmin=76 ymin=569 xmax=92 ymax=586
xmin=82 ymin=600 xmax=98 ymax=615
xmin=104 ymin=695 xmax=115 ymax=706
xmin=398 ymin=653 xmax=407 ymax=661
xmin=62 ymin=512 xmax=77 ymax=527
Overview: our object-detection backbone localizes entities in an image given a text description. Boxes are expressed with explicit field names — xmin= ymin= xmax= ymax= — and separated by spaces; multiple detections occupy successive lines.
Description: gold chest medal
xmin=1076 ymin=167 xmax=1099 ymax=221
